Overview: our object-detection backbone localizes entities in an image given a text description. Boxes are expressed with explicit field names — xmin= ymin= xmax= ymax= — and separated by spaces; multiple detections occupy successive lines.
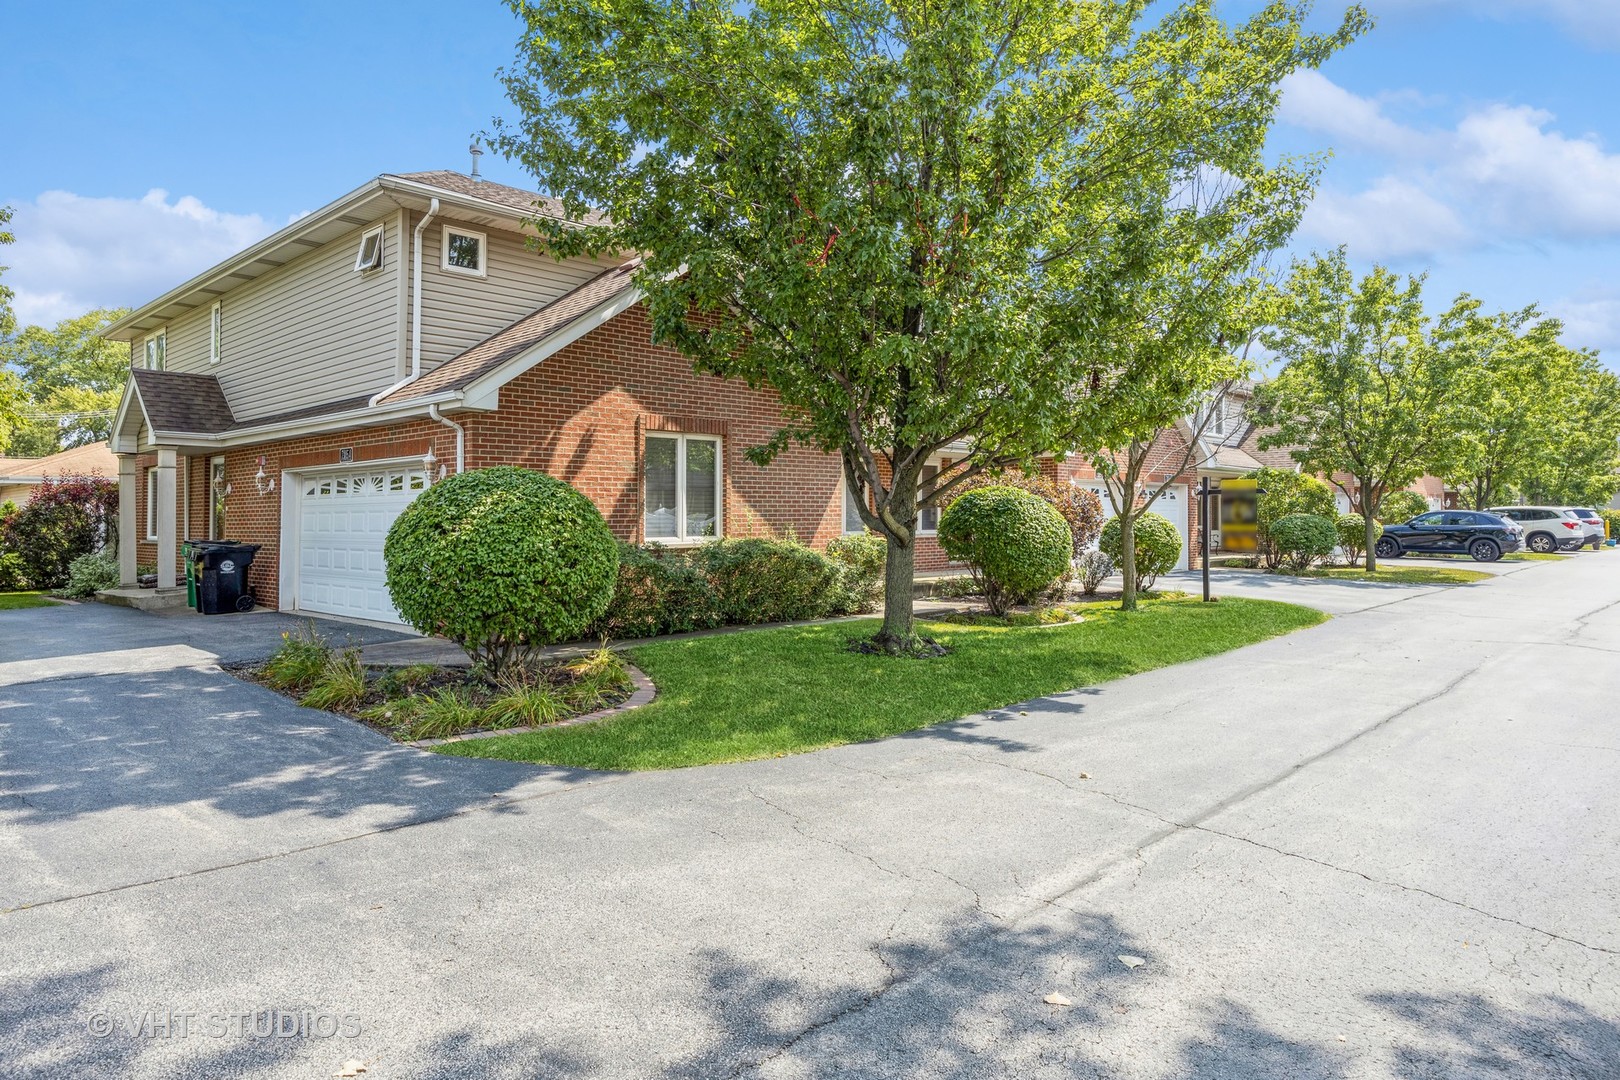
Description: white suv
xmin=1488 ymin=506 xmax=1586 ymax=553
xmin=1563 ymin=508 xmax=1606 ymax=550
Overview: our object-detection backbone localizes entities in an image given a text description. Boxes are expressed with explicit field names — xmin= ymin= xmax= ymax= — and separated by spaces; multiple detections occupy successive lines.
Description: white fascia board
xmin=110 ymin=381 xmax=153 ymax=454
xmin=102 ymin=179 xmax=392 ymax=342
xmin=459 ymin=286 xmax=645 ymax=411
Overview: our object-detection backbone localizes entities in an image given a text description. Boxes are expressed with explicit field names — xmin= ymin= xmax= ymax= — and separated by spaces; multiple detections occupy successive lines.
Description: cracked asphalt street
xmin=1 ymin=555 xmax=1617 ymax=1078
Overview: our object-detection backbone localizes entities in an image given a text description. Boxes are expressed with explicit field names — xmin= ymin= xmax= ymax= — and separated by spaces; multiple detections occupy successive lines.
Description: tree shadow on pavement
xmin=1371 ymin=991 xmax=1620 ymax=1079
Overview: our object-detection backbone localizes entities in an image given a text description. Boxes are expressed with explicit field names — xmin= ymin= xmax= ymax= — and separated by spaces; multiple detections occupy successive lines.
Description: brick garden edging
xmin=406 ymin=662 xmax=657 ymax=748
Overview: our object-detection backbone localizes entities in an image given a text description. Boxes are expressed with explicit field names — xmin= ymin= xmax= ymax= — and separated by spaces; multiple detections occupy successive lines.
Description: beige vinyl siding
xmin=158 ymin=307 xmax=212 ymax=372
xmin=215 ymin=223 xmax=402 ymax=423
xmin=414 ymin=214 xmax=619 ymax=370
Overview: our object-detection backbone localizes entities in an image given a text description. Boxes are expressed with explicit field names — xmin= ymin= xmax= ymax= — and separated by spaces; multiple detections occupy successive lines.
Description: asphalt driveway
xmin=2 ymin=560 xmax=1617 ymax=1078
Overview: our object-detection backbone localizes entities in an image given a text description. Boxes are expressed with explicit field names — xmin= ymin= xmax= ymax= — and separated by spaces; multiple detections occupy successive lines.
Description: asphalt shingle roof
xmin=130 ymin=369 xmax=236 ymax=435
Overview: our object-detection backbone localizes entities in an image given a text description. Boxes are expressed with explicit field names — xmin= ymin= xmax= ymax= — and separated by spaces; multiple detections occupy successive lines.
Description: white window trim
xmin=644 ymin=433 xmax=723 ymax=545
xmin=145 ymin=467 xmax=158 ymax=541
xmin=917 ymin=462 xmax=942 ymax=536
xmin=441 ymin=225 xmax=487 ymax=277
xmin=354 ymin=225 xmax=385 ymax=273
xmin=143 ymin=329 xmax=167 ymax=371
xmin=209 ymin=303 xmax=222 ymax=364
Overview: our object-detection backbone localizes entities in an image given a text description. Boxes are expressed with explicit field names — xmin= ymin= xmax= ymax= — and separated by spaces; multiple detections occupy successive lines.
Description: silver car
xmin=1562 ymin=508 xmax=1606 ymax=550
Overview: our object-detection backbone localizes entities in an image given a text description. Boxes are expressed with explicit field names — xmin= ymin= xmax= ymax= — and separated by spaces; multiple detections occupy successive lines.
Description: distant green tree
xmin=1515 ymin=352 xmax=1620 ymax=507
xmin=1 ymin=308 xmax=132 ymax=455
xmin=1253 ymin=250 xmax=1461 ymax=571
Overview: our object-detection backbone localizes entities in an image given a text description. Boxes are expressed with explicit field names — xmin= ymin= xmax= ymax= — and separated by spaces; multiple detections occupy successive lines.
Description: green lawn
xmin=1298 ymin=565 xmax=1492 ymax=585
xmin=435 ymin=596 xmax=1326 ymax=771
xmin=0 ymin=591 xmax=55 ymax=610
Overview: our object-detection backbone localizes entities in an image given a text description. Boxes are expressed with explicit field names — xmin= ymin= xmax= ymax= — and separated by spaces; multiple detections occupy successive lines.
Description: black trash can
xmin=195 ymin=542 xmax=261 ymax=614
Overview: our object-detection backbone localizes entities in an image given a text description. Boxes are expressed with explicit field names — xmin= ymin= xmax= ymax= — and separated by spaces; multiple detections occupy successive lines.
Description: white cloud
xmin=1551 ymin=291 xmax=1620 ymax=356
xmin=1278 ymin=70 xmax=1433 ymax=157
xmin=3 ymin=189 xmax=278 ymax=327
xmin=1277 ymin=75 xmax=1620 ymax=259
xmin=1452 ymin=105 xmax=1620 ymax=237
xmin=1299 ymin=177 xmax=1471 ymax=259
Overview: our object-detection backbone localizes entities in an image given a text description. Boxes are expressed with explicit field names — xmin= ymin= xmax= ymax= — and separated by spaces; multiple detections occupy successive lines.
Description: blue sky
xmin=3 ymin=0 xmax=1618 ymax=362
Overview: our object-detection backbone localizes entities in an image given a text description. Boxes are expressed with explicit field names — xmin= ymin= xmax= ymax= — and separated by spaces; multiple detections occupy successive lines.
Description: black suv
xmin=1375 ymin=511 xmax=1524 ymax=562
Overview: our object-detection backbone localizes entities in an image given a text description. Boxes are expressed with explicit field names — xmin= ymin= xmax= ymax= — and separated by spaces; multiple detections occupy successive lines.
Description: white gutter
xmin=369 ymin=197 xmax=439 ymax=406
xmin=427 ymin=404 xmax=465 ymax=475
xmin=137 ymin=390 xmax=468 ymax=451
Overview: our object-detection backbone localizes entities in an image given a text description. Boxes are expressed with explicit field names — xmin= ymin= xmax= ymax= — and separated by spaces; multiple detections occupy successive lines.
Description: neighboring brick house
xmin=105 ymin=170 xmax=962 ymax=623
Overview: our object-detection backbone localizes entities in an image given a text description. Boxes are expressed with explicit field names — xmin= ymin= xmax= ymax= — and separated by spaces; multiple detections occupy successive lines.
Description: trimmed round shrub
xmin=1376 ymin=490 xmax=1429 ymax=524
xmin=1246 ymin=467 xmax=1336 ymax=570
xmin=825 ymin=530 xmax=886 ymax=615
xmin=687 ymin=537 xmax=838 ymax=624
xmin=1098 ymin=512 xmax=1181 ymax=591
xmin=1271 ymin=513 xmax=1338 ymax=572
xmin=939 ymin=486 xmax=1071 ymax=615
xmin=383 ymin=466 xmax=618 ymax=672
xmin=948 ymin=470 xmax=1105 ymax=557
xmin=1335 ymin=513 xmax=1383 ymax=566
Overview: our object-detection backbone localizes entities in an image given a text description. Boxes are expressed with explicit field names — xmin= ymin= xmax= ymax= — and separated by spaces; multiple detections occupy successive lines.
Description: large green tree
xmin=0 ymin=307 xmax=133 ymax=455
xmin=497 ymin=0 xmax=1366 ymax=646
xmin=0 ymin=206 xmax=20 ymax=449
xmin=1516 ymin=352 xmax=1620 ymax=508
xmin=1436 ymin=299 xmax=1570 ymax=511
xmin=1252 ymin=249 xmax=1460 ymax=571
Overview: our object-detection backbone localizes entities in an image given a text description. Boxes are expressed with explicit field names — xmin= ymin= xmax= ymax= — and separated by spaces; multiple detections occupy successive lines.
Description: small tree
xmin=1254 ymin=250 xmax=1462 ymax=571
xmin=384 ymin=467 xmax=618 ymax=674
xmin=0 ymin=475 xmax=118 ymax=589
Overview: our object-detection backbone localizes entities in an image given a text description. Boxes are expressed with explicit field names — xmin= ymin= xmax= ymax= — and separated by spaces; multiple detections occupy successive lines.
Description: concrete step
xmin=95 ymin=586 xmax=191 ymax=612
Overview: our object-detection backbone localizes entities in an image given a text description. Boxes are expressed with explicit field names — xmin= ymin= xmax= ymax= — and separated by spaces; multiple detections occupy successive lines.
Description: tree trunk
xmin=1363 ymin=476 xmax=1378 ymax=573
xmin=1119 ymin=509 xmax=1139 ymax=612
xmin=878 ymin=536 xmax=917 ymax=645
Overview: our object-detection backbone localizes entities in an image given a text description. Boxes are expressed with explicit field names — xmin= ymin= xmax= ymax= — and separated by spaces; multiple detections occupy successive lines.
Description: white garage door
xmin=296 ymin=467 xmax=427 ymax=623
xmin=1079 ymin=482 xmax=1190 ymax=571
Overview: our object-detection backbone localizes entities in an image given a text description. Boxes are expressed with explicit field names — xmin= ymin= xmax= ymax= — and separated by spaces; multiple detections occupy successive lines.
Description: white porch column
xmin=155 ymin=448 xmax=178 ymax=589
xmin=117 ymin=454 xmax=139 ymax=586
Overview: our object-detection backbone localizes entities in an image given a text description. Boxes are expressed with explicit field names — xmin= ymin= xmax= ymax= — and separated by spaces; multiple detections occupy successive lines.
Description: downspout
xmin=427 ymin=404 xmax=464 ymax=476
xmin=368 ymin=197 xmax=440 ymax=406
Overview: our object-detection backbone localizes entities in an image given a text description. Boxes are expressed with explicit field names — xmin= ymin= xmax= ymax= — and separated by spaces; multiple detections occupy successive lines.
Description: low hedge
xmin=591 ymin=534 xmax=879 ymax=640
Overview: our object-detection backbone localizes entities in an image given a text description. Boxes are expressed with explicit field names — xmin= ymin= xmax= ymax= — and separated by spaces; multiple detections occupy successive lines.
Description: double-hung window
xmin=917 ymin=463 xmax=940 ymax=534
xmin=209 ymin=303 xmax=222 ymax=364
xmin=645 ymin=433 xmax=721 ymax=542
xmin=143 ymin=330 xmax=166 ymax=370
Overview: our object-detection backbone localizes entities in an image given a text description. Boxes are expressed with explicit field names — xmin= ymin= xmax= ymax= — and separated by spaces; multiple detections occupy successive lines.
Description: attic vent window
xmin=442 ymin=225 xmax=486 ymax=277
xmin=354 ymin=226 xmax=385 ymax=272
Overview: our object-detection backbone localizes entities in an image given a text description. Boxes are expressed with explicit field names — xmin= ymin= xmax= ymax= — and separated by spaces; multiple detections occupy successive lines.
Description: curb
xmin=407 ymin=663 xmax=657 ymax=748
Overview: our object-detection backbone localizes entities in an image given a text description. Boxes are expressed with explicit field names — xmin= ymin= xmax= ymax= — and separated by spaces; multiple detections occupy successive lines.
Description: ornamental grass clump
xmin=384 ymin=467 xmax=618 ymax=676
xmin=261 ymin=623 xmax=333 ymax=692
xmin=937 ymin=486 xmax=1071 ymax=616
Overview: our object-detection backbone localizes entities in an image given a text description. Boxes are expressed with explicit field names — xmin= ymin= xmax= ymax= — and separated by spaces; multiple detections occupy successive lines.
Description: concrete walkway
xmin=2 ymin=555 xmax=1616 ymax=1078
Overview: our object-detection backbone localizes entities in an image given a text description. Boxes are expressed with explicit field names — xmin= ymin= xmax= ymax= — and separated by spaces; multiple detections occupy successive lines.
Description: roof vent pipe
xmin=469 ymin=142 xmax=483 ymax=180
